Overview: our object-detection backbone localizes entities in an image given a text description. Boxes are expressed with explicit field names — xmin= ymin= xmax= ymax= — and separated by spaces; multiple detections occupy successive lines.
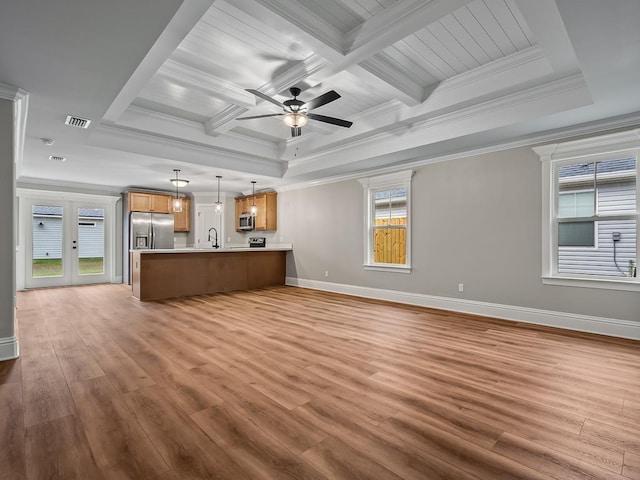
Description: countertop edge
xmin=131 ymin=247 xmax=292 ymax=254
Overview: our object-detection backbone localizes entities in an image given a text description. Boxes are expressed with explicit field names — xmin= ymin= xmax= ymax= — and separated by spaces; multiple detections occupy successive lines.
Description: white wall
xmin=279 ymin=146 xmax=640 ymax=329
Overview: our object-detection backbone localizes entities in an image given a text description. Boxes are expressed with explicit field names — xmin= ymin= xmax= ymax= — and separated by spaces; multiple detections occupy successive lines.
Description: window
xmin=535 ymin=131 xmax=639 ymax=291
xmin=359 ymin=170 xmax=412 ymax=272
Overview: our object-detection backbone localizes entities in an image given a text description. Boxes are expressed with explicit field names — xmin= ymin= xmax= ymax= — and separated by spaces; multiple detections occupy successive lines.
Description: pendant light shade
xmin=214 ymin=175 xmax=223 ymax=214
xmin=170 ymin=169 xmax=189 ymax=212
xmin=250 ymin=180 xmax=257 ymax=214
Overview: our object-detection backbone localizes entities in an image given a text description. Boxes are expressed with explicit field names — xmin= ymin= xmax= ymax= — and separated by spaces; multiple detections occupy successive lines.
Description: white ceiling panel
xmin=295 ymin=0 xmax=365 ymax=33
xmin=339 ymin=0 xmax=400 ymax=19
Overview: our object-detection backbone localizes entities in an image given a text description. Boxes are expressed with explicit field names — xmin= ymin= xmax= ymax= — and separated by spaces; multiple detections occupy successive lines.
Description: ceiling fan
xmin=237 ymin=87 xmax=353 ymax=137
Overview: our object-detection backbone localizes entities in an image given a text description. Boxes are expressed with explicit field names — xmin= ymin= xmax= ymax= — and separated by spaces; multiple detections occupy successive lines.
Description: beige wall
xmin=280 ymin=146 xmax=640 ymax=323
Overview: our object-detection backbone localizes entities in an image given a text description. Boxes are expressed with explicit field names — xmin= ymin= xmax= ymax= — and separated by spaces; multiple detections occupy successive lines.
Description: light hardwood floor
xmin=2 ymin=284 xmax=640 ymax=479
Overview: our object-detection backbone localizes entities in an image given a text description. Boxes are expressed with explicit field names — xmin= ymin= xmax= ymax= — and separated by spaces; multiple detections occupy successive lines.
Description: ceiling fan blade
xmin=305 ymin=90 xmax=340 ymax=110
xmin=246 ymin=89 xmax=284 ymax=108
xmin=307 ymin=113 xmax=353 ymax=128
xmin=236 ymin=113 xmax=284 ymax=120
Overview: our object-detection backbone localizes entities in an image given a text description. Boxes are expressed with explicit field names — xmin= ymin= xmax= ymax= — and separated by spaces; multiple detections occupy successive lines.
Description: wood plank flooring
xmin=3 ymin=283 xmax=640 ymax=479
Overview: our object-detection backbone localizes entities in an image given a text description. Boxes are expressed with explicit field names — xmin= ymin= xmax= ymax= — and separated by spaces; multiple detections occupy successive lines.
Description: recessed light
xmin=41 ymin=138 xmax=55 ymax=146
xmin=49 ymin=155 xmax=66 ymax=162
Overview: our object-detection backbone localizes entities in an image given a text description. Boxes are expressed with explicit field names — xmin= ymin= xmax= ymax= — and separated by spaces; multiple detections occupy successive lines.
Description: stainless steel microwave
xmin=238 ymin=213 xmax=255 ymax=230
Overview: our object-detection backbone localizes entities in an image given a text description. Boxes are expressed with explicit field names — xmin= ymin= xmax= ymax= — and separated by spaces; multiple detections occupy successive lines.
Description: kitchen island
xmin=130 ymin=246 xmax=291 ymax=300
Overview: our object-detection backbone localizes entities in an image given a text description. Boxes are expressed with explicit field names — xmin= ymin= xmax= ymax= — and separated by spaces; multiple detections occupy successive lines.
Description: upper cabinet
xmin=173 ymin=197 xmax=190 ymax=232
xmin=129 ymin=191 xmax=171 ymax=213
xmin=235 ymin=191 xmax=277 ymax=231
xmin=128 ymin=191 xmax=190 ymax=231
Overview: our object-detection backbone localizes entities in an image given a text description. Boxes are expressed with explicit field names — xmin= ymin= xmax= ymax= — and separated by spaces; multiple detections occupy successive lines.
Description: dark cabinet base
xmin=131 ymin=251 xmax=287 ymax=300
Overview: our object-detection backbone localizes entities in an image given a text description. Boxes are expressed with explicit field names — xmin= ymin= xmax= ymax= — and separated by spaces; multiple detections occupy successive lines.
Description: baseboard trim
xmin=285 ymin=277 xmax=640 ymax=341
xmin=0 ymin=336 xmax=19 ymax=361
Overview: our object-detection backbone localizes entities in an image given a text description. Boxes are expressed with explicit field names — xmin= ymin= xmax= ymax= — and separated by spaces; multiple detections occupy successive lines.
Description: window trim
xmin=534 ymin=130 xmax=640 ymax=291
xmin=358 ymin=170 xmax=413 ymax=272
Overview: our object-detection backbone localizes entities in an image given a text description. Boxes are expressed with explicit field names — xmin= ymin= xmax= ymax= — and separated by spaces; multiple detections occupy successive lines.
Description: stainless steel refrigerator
xmin=130 ymin=212 xmax=175 ymax=250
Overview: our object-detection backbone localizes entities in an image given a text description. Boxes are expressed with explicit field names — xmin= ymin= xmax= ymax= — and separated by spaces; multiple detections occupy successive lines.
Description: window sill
xmin=541 ymin=275 xmax=640 ymax=292
xmin=364 ymin=264 xmax=411 ymax=274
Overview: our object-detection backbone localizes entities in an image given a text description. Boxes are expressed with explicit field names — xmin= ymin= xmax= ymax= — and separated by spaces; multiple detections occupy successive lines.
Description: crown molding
xmin=532 ymin=128 xmax=640 ymax=162
xmin=0 ymin=83 xmax=28 ymax=101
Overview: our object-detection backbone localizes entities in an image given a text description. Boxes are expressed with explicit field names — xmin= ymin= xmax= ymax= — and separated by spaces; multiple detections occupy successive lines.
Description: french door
xmin=24 ymin=198 xmax=113 ymax=288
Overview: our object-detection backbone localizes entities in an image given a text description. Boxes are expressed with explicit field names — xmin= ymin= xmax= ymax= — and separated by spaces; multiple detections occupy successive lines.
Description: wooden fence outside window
xmin=373 ymin=217 xmax=406 ymax=264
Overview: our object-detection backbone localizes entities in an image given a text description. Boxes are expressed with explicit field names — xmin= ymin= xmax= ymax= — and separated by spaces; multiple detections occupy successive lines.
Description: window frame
xmin=359 ymin=170 xmax=413 ymax=273
xmin=535 ymin=132 xmax=640 ymax=292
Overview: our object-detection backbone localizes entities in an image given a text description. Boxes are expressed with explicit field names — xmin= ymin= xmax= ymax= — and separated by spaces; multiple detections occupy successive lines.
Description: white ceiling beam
xmin=343 ymin=0 xmax=473 ymax=56
xmin=159 ymin=59 xmax=256 ymax=107
xmin=358 ymin=56 xmax=426 ymax=105
xmin=103 ymin=0 xmax=214 ymax=123
xmin=91 ymin=123 xmax=285 ymax=178
xmin=228 ymin=0 xmax=451 ymax=106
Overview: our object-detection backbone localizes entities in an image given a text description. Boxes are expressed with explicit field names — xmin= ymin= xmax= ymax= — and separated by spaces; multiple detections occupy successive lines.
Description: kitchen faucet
xmin=208 ymin=227 xmax=220 ymax=249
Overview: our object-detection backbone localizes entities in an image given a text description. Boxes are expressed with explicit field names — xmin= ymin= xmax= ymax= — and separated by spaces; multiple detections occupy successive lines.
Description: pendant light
xmin=214 ymin=175 xmax=223 ymax=214
xmin=250 ymin=180 xmax=257 ymax=214
xmin=170 ymin=169 xmax=189 ymax=213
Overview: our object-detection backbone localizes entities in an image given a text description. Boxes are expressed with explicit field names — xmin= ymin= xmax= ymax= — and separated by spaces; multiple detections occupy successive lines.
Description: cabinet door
xmin=264 ymin=192 xmax=277 ymax=231
xmin=253 ymin=194 xmax=268 ymax=230
xmin=174 ymin=197 xmax=190 ymax=231
xmin=129 ymin=192 xmax=152 ymax=212
xmin=151 ymin=195 xmax=172 ymax=214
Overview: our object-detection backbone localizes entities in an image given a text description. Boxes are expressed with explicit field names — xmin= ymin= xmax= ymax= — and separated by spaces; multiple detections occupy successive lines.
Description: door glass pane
xmin=78 ymin=208 xmax=105 ymax=275
xmin=32 ymin=205 xmax=63 ymax=277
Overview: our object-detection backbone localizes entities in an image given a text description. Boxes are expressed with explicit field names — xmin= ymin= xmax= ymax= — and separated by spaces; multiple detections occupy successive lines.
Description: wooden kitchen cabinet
xmin=129 ymin=191 xmax=172 ymax=213
xmin=173 ymin=197 xmax=190 ymax=232
xmin=235 ymin=191 xmax=277 ymax=231
xmin=128 ymin=191 xmax=190 ymax=231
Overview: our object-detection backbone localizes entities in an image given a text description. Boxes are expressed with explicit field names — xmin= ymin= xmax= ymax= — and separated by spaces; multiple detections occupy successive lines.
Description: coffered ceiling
xmin=2 ymin=0 xmax=640 ymax=194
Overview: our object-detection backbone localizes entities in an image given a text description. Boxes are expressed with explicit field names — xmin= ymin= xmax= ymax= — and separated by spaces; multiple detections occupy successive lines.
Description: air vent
xmin=64 ymin=115 xmax=91 ymax=129
xmin=49 ymin=155 xmax=66 ymax=162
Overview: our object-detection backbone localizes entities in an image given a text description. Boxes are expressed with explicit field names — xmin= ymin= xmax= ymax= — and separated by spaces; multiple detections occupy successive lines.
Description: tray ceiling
xmin=4 ymin=0 xmax=640 ymax=193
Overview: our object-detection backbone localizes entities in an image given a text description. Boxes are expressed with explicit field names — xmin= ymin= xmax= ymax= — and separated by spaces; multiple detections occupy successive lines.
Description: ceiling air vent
xmin=49 ymin=155 xmax=66 ymax=162
xmin=64 ymin=115 xmax=91 ymax=129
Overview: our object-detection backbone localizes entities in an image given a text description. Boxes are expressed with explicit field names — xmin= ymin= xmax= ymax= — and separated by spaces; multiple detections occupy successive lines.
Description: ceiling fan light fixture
xmin=283 ymin=112 xmax=308 ymax=128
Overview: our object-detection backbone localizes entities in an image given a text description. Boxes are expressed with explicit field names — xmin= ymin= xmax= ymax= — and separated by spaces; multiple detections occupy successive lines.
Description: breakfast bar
xmin=130 ymin=247 xmax=291 ymax=300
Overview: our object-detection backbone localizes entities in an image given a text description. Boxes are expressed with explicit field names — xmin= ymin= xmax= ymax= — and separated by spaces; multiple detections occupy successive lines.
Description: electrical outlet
xmin=458 ymin=283 xmax=464 ymax=292
xmin=325 ymin=271 xmax=329 ymax=277
xmin=227 ymin=237 xmax=231 ymax=242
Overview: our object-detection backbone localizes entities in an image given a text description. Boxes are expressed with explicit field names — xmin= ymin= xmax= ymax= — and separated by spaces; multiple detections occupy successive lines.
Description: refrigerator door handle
xmin=150 ymin=222 xmax=155 ymax=249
